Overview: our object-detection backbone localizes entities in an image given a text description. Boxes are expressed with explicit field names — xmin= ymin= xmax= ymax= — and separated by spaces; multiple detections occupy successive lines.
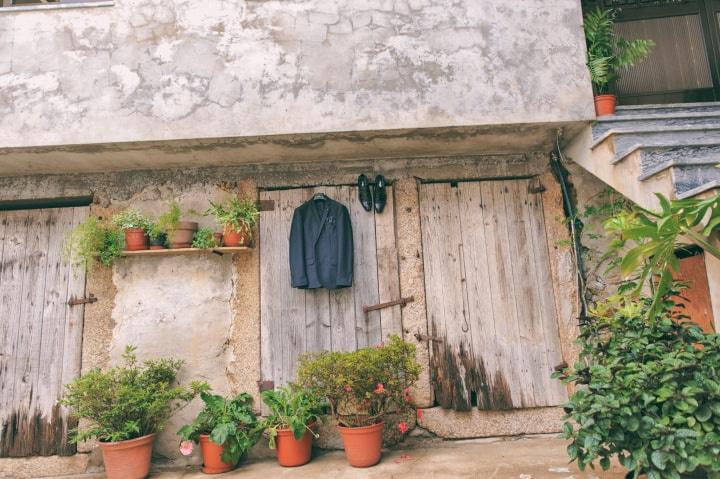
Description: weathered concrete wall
xmin=0 ymin=0 xmax=593 ymax=151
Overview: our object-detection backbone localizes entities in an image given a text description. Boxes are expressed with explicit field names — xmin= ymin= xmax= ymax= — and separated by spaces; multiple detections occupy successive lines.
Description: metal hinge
xmin=67 ymin=294 xmax=97 ymax=306
xmin=414 ymin=332 xmax=444 ymax=344
xmin=257 ymin=380 xmax=275 ymax=392
xmin=363 ymin=296 xmax=414 ymax=315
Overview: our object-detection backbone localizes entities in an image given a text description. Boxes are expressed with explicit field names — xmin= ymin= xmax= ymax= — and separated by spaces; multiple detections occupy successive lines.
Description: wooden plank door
xmin=673 ymin=252 xmax=715 ymax=333
xmin=259 ymin=186 xmax=401 ymax=389
xmin=0 ymin=206 xmax=89 ymax=457
xmin=419 ymin=180 xmax=567 ymax=411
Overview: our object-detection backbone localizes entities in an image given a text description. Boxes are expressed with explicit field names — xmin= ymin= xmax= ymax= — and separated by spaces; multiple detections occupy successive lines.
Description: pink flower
xmin=374 ymin=383 xmax=385 ymax=394
xmin=344 ymin=384 xmax=352 ymax=393
xmin=416 ymin=409 xmax=424 ymax=421
xmin=398 ymin=421 xmax=408 ymax=434
xmin=378 ymin=341 xmax=385 ymax=348
xmin=179 ymin=440 xmax=194 ymax=456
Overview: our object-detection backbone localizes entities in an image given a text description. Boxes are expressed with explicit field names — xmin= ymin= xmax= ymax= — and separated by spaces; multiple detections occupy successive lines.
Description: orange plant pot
xmin=169 ymin=221 xmax=198 ymax=249
xmin=124 ymin=228 xmax=148 ymax=251
xmin=275 ymin=426 xmax=314 ymax=467
xmin=199 ymin=435 xmax=235 ymax=474
xmin=337 ymin=422 xmax=384 ymax=468
xmin=98 ymin=433 xmax=155 ymax=479
xmin=594 ymin=94 xmax=617 ymax=116
xmin=223 ymin=224 xmax=250 ymax=247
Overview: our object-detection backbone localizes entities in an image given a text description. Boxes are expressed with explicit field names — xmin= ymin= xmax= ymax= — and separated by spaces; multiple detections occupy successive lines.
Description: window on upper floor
xmin=1 ymin=0 xmax=110 ymax=8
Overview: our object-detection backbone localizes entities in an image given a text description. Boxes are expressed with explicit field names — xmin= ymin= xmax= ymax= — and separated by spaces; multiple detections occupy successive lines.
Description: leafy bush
xmin=584 ymin=8 xmax=654 ymax=94
xmin=191 ymin=227 xmax=218 ymax=249
xmin=261 ymin=385 xmax=325 ymax=449
xmin=63 ymin=216 xmax=124 ymax=270
xmin=206 ymin=197 xmax=259 ymax=235
xmin=177 ymin=391 xmax=260 ymax=465
xmin=61 ymin=346 xmax=205 ymax=443
xmin=111 ymin=208 xmax=151 ymax=231
xmin=297 ymin=336 xmax=420 ymax=428
xmin=554 ymin=293 xmax=720 ymax=479
xmin=150 ymin=201 xmax=182 ymax=240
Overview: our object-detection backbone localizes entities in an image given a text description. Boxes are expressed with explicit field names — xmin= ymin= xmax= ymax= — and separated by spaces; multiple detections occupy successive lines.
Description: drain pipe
xmin=551 ymin=133 xmax=588 ymax=320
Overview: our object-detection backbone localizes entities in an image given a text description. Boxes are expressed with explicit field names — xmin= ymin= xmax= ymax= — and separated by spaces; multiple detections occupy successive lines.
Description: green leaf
xmin=651 ymin=450 xmax=667 ymax=470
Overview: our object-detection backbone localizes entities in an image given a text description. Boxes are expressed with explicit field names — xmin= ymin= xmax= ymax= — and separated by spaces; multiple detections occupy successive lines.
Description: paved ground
xmin=138 ymin=436 xmax=626 ymax=479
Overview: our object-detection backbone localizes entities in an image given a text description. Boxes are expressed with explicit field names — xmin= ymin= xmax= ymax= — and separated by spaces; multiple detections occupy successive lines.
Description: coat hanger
xmin=312 ymin=192 xmax=328 ymax=201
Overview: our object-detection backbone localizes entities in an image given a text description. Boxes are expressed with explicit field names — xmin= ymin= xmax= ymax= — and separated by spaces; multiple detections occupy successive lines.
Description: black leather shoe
xmin=373 ymin=175 xmax=387 ymax=213
xmin=358 ymin=174 xmax=372 ymax=212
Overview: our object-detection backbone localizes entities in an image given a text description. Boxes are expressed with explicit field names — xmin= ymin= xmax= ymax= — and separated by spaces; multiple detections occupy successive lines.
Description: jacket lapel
xmin=310 ymin=199 xmax=331 ymax=247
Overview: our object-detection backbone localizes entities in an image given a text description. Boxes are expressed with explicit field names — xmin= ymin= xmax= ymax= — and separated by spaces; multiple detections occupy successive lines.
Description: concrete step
xmin=671 ymin=165 xmax=720 ymax=198
xmin=612 ymin=102 xmax=720 ymax=117
xmin=637 ymin=144 xmax=720 ymax=180
xmin=676 ymin=180 xmax=720 ymax=200
xmin=592 ymin=113 xmax=720 ymax=142
xmin=597 ymin=126 xmax=720 ymax=164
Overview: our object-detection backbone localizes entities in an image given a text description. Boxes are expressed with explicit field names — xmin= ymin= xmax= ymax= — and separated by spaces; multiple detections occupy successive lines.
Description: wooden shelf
xmin=121 ymin=247 xmax=252 ymax=257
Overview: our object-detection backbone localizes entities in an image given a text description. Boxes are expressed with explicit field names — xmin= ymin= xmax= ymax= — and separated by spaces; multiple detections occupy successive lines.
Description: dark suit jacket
xmin=289 ymin=197 xmax=353 ymax=289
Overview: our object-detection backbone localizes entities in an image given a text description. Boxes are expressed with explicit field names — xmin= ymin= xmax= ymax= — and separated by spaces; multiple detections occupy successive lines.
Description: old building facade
xmin=1 ymin=0 xmax=718 ymax=476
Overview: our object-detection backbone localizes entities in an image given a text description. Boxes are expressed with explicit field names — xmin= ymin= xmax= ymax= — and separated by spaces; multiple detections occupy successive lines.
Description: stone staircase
xmin=565 ymin=102 xmax=720 ymax=209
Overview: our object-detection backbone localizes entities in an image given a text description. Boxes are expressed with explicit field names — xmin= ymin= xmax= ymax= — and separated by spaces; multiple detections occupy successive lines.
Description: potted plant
xmin=111 ymin=208 xmax=151 ymax=251
xmin=206 ymin=197 xmax=259 ymax=247
xmin=155 ymin=201 xmax=198 ymax=249
xmin=260 ymin=385 xmax=324 ymax=467
xmin=177 ymin=391 xmax=260 ymax=474
xmin=147 ymin=221 xmax=168 ymax=250
xmin=298 ymin=336 xmax=420 ymax=468
xmin=61 ymin=346 xmax=204 ymax=479
xmin=63 ymin=216 xmax=125 ymax=270
xmin=191 ymin=227 xmax=219 ymax=249
xmin=584 ymin=8 xmax=654 ymax=116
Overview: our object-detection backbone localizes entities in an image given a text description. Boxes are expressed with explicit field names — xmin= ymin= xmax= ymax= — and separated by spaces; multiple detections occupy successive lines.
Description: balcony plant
xmin=206 ymin=197 xmax=259 ymax=247
xmin=147 ymin=221 xmax=168 ymax=250
xmin=584 ymin=7 xmax=654 ymax=115
xmin=111 ymin=208 xmax=151 ymax=251
xmin=297 ymin=336 xmax=420 ymax=467
xmin=177 ymin=391 xmax=260 ymax=474
xmin=63 ymin=216 xmax=124 ymax=270
xmin=260 ymin=385 xmax=324 ymax=467
xmin=61 ymin=346 xmax=205 ymax=479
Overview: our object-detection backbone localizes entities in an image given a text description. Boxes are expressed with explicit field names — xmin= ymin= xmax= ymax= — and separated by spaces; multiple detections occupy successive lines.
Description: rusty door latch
xmin=67 ymin=294 xmax=97 ymax=306
xmin=363 ymin=296 xmax=414 ymax=317
xmin=414 ymin=332 xmax=444 ymax=344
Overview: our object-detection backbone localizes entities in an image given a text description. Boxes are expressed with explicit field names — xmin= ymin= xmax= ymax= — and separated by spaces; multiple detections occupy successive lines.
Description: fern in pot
xmin=584 ymin=7 xmax=654 ymax=115
xmin=177 ymin=391 xmax=260 ymax=474
xmin=261 ymin=385 xmax=325 ymax=467
xmin=206 ymin=197 xmax=259 ymax=247
xmin=63 ymin=216 xmax=124 ymax=270
xmin=61 ymin=346 xmax=205 ymax=479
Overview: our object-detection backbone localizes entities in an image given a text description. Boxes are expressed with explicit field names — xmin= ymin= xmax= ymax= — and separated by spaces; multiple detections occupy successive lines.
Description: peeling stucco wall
xmin=0 ymin=0 xmax=593 ymax=150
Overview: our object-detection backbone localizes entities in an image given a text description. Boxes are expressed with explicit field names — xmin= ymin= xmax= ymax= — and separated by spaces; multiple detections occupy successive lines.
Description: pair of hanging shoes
xmin=358 ymin=174 xmax=387 ymax=213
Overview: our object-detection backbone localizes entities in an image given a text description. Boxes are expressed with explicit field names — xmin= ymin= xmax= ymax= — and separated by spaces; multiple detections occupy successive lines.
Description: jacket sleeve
xmin=289 ymin=208 xmax=308 ymax=288
xmin=335 ymin=205 xmax=353 ymax=288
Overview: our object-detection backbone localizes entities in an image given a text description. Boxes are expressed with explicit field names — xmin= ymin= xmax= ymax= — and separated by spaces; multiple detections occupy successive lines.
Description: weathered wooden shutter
xmin=259 ymin=186 xmax=401 ymax=389
xmin=0 ymin=206 xmax=89 ymax=457
xmin=419 ymin=180 xmax=567 ymax=411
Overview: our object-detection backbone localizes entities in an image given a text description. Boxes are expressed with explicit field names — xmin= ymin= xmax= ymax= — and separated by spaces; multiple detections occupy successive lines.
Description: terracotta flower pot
xmin=199 ymin=434 xmax=235 ymax=474
xmin=594 ymin=94 xmax=617 ymax=116
xmin=223 ymin=224 xmax=250 ymax=247
xmin=169 ymin=221 xmax=198 ymax=249
xmin=124 ymin=228 xmax=148 ymax=251
xmin=98 ymin=433 xmax=155 ymax=479
xmin=337 ymin=422 xmax=384 ymax=468
xmin=148 ymin=233 xmax=167 ymax=250
xmin=275 ymin=425 xmax=315 ymax=467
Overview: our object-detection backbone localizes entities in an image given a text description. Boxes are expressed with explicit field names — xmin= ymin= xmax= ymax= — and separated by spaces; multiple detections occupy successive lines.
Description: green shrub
xmin=111 ymin=208 xmax=151 ymax=231
xmin=62 ymin=216 xmax=124 ymax=270
xmin=297 ymin=335 xmax=420 ymax=428
xmin=206 ymin=197 xmax=259 ymax=235
xmin=61 ymin=346 xmax=205 ymax=443
xmin=261 ymin=385 xmax=325 ymax=449
xmin=177 ymin=391 xmax=260 ymax=465
xmin=554 ymin=293 xmax=720 ymax=479
xmin=191 ymin=227 xmax=218 ymax=249
xmin=151 ymin=201 xmax=182 ymax=240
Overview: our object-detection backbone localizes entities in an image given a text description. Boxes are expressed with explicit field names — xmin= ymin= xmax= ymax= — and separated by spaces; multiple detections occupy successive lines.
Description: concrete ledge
xmin=0 ymin=453 xmax=90 ymax=479
xmin=419 ymin=406 xmax=564 ymax=439
xmin=0 ymin=1 xmax=113 ymax=14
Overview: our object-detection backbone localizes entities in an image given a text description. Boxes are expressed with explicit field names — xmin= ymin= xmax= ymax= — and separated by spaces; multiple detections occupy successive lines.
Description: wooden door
xmin=419 ymin=180 xmax=567 ymax=411
xmin=0 ymin=206 xmax=89 ymax=457
xmin=673 ymin=252 xmax=715 ymax=333
xmin=259 ymin=186 xmax=401 ymax=389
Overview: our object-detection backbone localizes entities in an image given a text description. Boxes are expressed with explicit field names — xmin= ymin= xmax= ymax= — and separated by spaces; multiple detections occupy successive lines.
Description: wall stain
xmin=0 ymin=404 xmax=76 ymax=457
